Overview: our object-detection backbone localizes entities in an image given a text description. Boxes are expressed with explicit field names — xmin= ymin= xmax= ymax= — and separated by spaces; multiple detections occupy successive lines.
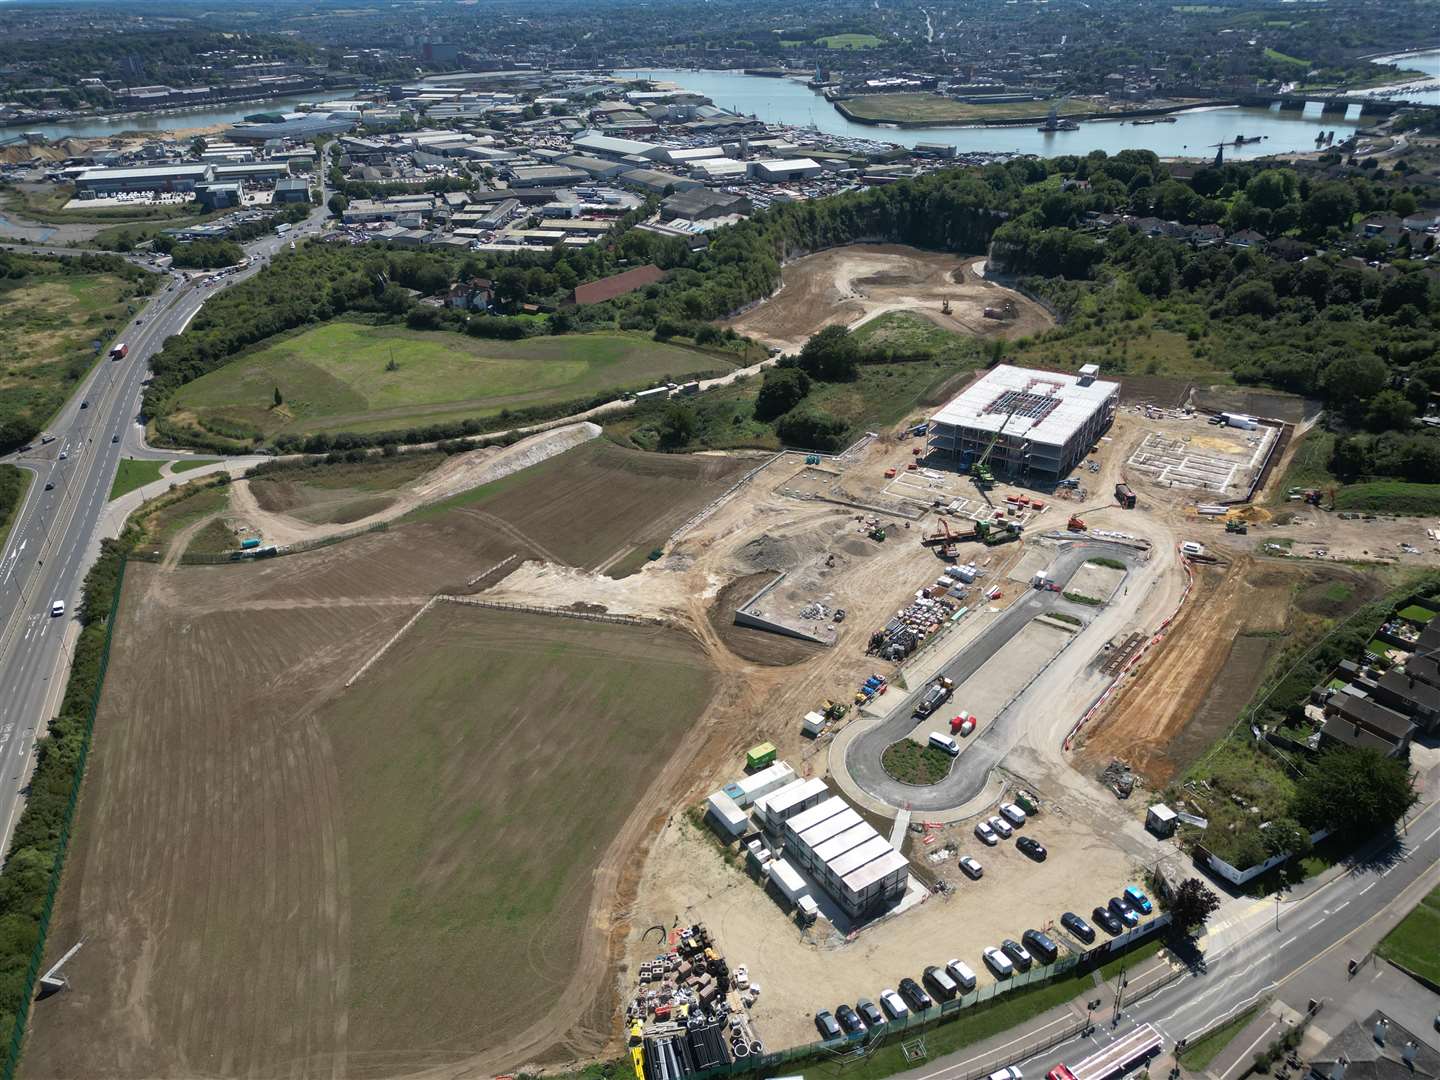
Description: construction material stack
xmin=632 ymin=924 xmax=752 ymax=1080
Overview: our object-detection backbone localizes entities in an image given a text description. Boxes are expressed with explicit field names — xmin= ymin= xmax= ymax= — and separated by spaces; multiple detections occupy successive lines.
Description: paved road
xmin=843 ymin=541 xmax=1141 ymax=812
xmin=893 ymin=790 xmax=1440 ymax=1080
xmin=0 ymin=181 xmax=331 ymax=857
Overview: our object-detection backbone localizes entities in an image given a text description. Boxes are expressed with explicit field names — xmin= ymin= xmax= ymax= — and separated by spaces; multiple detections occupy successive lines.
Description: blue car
xmin=1124 ymin=886 xmax=1153 ymax=914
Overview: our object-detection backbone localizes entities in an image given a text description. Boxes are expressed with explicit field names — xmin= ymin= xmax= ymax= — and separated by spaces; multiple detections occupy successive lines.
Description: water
xmin=17 ymin=94 xmax=317 ymax=142
xmin=621 ymin=69 xmax=1367 ymax=158
xmin=1360 ymin=47 xmax=1440 ymax=106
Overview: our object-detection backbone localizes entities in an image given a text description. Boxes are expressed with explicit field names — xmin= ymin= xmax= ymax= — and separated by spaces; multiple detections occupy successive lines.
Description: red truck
xmin=109 ymin=342 xmax=128 ymax=360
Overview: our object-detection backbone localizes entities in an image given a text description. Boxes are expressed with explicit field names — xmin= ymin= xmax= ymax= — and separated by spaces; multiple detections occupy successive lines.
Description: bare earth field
xmin=724 ymin=245 xmax=1054 ymax=353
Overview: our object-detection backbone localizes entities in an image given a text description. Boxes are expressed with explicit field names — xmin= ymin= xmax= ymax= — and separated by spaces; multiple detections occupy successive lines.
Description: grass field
xmin=852 ymin=311 xmax=986 ymax=365
xmin=168 ymin=321 xmax=736 ymax=441
xmin=816 ymin=32 xmax=884 ymax=48
xmin=1377 ymin=883 xmax=1440 ymax=986
xmin=1264 ymin=47 xmax=1309 ymax=66
xmin=881 ymin=740 xmax=954 ymax=784
xmin=1272 ymin=429 xmax=1337 ymax=501
xmin=169 ymin=457 xmax=220 ymax=474
xmin=108 ymin=458 xmax=165 ymax=500
xmin=1179 ymin=1006 xmax=1263 ymax=1071
xmin=0 ymin=464 xmax=30 ymax=554
xmin=129 ymin=480 xmax=232 ymax=558
xmin=0 ymin=268 xmax=145 ymax=447
xmin=409 ymin=439 xmax=752 ymax=575
xmin=840 ymin=93 xmax=1097 ymax=124
xmin=1009 ymin=308 xmax=1231 ymax=382
xmin=321 ymin=603 xmax=715 ymax=1058
xmin=1333 ymin=481 xmax=1440 ymax=516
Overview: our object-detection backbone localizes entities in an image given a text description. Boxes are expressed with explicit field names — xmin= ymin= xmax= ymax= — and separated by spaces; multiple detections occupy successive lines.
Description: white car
xmin=959 ymin=855 xmax=983 ymax=879
xmin=975 ymin=821 xmax=998 ymax=846
xmin=999 ymin=802 xmax=1027 ymax=827
xmin=983 ymin=947 xmax=1015 ymax=978
xmin=879 ymin=988 xmax=909 ymax=1019
xmin=988 ymin=815 xmax=1013 ymax=839
xmin=50 ymin=601 xmax=65 ymax=617
xmin=988 ymin=1068 xmax=1023 ymax=1080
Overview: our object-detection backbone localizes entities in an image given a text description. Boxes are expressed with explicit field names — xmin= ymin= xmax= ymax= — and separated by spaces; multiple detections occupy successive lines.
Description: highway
xmin=892 ymin=790 xmax=1440 ymax=1080
xmin=0 ymin=193 xmax=330 ymax=857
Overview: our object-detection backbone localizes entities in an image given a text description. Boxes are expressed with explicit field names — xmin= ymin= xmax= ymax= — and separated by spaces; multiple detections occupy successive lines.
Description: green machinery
xmin=970 ymin=405 xmax=1020 ymax=489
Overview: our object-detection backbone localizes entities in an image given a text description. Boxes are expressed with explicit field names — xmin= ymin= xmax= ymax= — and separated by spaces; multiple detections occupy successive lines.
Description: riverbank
xmin=833 ymin=94 xmax=1231 ymax=129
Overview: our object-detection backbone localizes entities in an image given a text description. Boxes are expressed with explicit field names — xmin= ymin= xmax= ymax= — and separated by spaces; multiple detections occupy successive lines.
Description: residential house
xmin=446 ymin=278 xmax=493 ymax=311
xmin=1307 ymin=1011 xmax=1439 ymax=1080
xmin=1319 ymin=691 xmax=1415 ymax=757
xmin=1372 ymin=669 xmax=1440 ymax=734
xmin=1226 ymin=229 xmax=1265 ymax=250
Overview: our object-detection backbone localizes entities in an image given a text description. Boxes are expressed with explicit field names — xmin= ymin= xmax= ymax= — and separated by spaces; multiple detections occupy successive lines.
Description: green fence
xmin=0 ymin=556 xmax=129 ymax=1080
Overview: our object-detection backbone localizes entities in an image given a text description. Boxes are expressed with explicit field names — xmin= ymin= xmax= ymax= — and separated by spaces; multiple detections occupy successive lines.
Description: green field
xmin=841 ymin=93 xmax=1098 ymax=124
xmin=108 ymin=458 xmax=165 ymax=500
xmin=169 ymin=458 xmax=220 ymax=474
xmin=1179 ymin=1006 xmax=1263 ymax=1071
xmin=881 ymin=740 xmax=954 ymax=784
xmin=168 ymin=322 xmax=735 ymax=441
xmin=130 ymin=480 xmax=232 ymax=558
xmin=0 ymin=267 xmax=147 ymax=451
xmin=0 ymin=464 xmax=30 ymax=554
xmin=1264 ymin=47 xmax=1310 ymax=66
xmin=1272 ymin=429 xmax=1336 ymax=501
xmin=250 ymin=452 xmax=443 ymax=526
xmin=1377 ymin=884 xmax=1440 ymax=986
xmin=852 ymin=311 xmax=986 ymax=364
xmin=1333 ymin=482 xmax=1440 ymax=516
xmin=1009 ymin=308 xmax=1230 ymax=382
xmin=815 ymin=32 xmax=884 ymax=48
xmin=319 ymin=603 xmax=716 ymax=1055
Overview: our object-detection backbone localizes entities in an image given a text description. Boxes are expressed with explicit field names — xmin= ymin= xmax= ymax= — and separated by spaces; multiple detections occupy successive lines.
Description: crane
xmin=970 ymin=404 xmax=1020 ymax=491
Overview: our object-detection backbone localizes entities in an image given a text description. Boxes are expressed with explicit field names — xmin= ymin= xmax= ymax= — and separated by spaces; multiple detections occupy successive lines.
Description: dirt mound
xmin=736 ymin=532 xmax=809 ymax=571
xmin=250 ymin=478 xmax=304 ymax=512
xmin=856 ymin=272 xmax=920 ymax=286
xmin=706 ymin=572 xmax=826 ymax=667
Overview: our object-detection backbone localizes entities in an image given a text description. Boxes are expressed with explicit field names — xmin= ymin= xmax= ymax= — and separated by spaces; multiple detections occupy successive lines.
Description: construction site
xmin=28 ymin=249 xmax=1440 ymax=1080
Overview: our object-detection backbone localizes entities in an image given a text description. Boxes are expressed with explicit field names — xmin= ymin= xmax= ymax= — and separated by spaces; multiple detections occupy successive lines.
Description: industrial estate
xmin=0 ymin=5 xmax=1438 ymax=1080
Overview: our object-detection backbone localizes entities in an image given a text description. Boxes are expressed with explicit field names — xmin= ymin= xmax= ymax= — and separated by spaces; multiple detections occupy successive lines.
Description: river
xmin=621 ymin=69 xmax=1369 ymax=158
xmin=18 ymin=95 xmax=317 ymax=142
xmin=1361 ymin=47 xmax=1440 ymax=106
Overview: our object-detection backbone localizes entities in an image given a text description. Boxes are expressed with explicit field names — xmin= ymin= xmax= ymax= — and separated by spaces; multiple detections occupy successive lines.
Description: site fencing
xmin=0 ymin=557 xmax=129 ymax=1080
xmin=129 ymin=522 xmax=393 ymax=565
xmin=641 ymin=920 xmax=1177 ymax=1080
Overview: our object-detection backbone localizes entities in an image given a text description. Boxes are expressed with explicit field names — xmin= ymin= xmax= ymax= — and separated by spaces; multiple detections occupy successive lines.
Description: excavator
xmin=921 ymin=517 xmax=963 ymax=559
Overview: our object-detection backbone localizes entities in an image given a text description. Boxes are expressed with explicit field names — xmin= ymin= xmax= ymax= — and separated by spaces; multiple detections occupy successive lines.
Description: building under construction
xmin=927 ymin=364 xmax=1120 ymax=484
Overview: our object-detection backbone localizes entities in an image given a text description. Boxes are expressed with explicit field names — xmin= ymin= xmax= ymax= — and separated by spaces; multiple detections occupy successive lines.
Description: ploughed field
xmin=22 ymin=447 xmax=734 ymax=1080
xmin=166 ymin=321 xmax=734 ymax=439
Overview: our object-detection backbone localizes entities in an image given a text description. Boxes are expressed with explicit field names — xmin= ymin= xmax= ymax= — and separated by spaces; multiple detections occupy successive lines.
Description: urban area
xmin=0 ymin=4 xmax=1438 ymax=1080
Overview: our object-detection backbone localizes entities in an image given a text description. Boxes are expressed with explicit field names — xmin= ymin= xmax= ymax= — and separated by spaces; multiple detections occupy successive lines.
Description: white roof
xmin=757 ymin=777 xmax=826 ymax=818
xmin=930 ymin=364 xmax=1119 ymax=449
xmin=841 ymin=849 xmax=909 ymax=893
xmin=572 ymin=131 xmax=659 ymax=157
xmin=767 ymin=858 xmax=806 ymax=893
xmin=786 ymin=795 xmax=849 ymax=836
xmin=757 ymin=157 xmax=822 ymax=173
xmin=827 ymin=835 xmax=894 ymax=877
xmin=76 ymin=163 xmax=211 ymax=181
xmin=799 ymin=807 xmax=863 ymax=848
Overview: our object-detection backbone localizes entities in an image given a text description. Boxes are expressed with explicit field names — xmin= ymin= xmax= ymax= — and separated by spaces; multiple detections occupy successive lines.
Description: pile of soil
xmin=706 ymin=572 xmax=826 ymax=667
xmin=736 ymin=533 xmax=807 ymax=572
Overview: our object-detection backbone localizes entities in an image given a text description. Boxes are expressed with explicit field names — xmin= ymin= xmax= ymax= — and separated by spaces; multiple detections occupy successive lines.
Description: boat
xmin=1233 ymin=134 xmax=1264 ymax=145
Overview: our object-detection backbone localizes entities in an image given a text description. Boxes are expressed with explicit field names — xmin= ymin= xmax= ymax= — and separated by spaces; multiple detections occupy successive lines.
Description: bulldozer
xmin=1067 ymin=515 xmax=1087 ymax=532
xmin=1225 ymin=519 xmax=1248 ymax=534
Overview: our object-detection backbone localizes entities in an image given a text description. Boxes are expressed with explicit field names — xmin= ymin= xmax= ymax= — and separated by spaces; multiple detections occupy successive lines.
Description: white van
xmin=50 ymin=601 xmax=65 ymax=618
xmin=928 ymin=732 xmax=960 ymax=756
xmin=945 ymin=959 xmax=978 ymax=992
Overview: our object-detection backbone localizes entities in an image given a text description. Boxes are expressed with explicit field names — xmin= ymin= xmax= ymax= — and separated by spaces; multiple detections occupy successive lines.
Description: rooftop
xmin=930 ymin=364 xmax=1121 ymax=448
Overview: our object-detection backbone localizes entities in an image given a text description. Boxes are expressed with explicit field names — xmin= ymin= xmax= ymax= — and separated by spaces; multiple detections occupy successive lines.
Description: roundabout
xmin=833 ymin=538 xmax=1150 ymax=818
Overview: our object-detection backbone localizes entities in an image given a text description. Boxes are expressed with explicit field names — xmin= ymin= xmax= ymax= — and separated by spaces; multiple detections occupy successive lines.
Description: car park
xmin=1124 ymin=886 xmax=1153 ymax=914
xmin=1093 ymin=906 xmax=1124 ymax=936
xmin=836 ymin=1003 xmax=865 ymax=1034
xmin=1061 ymin=912 xmax=1096 ymax=944
xmin=983 ymin=946 xmax=1015 ymax=978
xmin=975 ymin=821 xmax=998 ymax=846
xmin=899 ymin=977 xmax=933 ymax=1011
xmin=1016 ymin=836 xmax=1047 ymax=861
xmin=857 ymin=998 xmax=885 ymax=1028
xmin=988 ymin=815 xmax=1013 ymax=839
xmin=999 ymin=803 xmax=1027 ymax=826
xmin=815 ymin=1010 xmax=842 ymax=1039
xmin=959 ymin=855 xmax=983 ymax=879
xmin=1001 ymin=938 xmax=1033 ymax=970
xmin=945 ymin=959 xmax=977 ymax=992
xmin=880 ymin=988 xmax=910 ymax=1019
xmin=1022 ymin=929 xmax=1059 ymax=964
xmin=923 ymin=965 xmax=959 ymax=1001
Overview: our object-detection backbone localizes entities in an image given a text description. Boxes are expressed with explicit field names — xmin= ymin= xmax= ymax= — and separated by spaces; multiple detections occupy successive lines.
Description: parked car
xmin=1016 ymin=836 xmax=1047 ymax=861
xmin=836 ymin=1004 xmax=866 ymax=1034
xmin=1108 ymin=897 xmax=1140 ymax=927
xmin=988 ymin=815 xmax=1013 ymax=839
xmin=1022 ymin=929 xmax=1059 ymax=964
xmin=946 ymin=959 xmax=978 ymax=992
xmin=899 ymin=977 xmax=933 ymax=1011
xmin=44 ymin=481 xmax=53 ymax=491
xmin=924 ymin=965 xmax=959 ymax=1001
xmin=112 ymin=434 xmax=119 ymax=443
xmin=1001 ymin=939 xmax=1034 ymax=971
xmin=1124 ymin=886 xmax=1153 ymax=914
xmin=880 ymin=989 xmax=910 ymax=1019
xmin=959 ymin=855 xmax=984 ymax=879
xmin=1092 ymin=906 xmax=1124 ymax=936
xmin=983 ymin=947 xmax=1015 ymax=978
xmin=815 ymin=1010 xmax=842 ymax=1039
xmin=975 ymin=821 xmax=998 ymax=846
xmin=857 ymin=998 xmax=885 ymax=1028
xmin=1061 ymin=911 xmax=1096 ymax=944
xmin=999 ymin=803 xmax=1027 ymax=826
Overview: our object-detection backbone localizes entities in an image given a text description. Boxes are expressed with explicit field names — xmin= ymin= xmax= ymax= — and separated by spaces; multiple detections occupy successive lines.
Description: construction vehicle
xmin=821 ymin=700 xmax=849 ymax=722
xmin=868 ymin=526 xmax=887 ymax=542
xmin=913 ymin=676 xmax=955 ymax=719
xmin=970 ymin=404 xmax=1021 ymax=490
xmin=884 ymin=467 xmax=897 ymax=479
xmin=1225 ymin=520 xmax=1248 ymax=534
xmin=1067 ymin=515 xmax=1086 ymax=532
xmin=922 ymin=517 xmax=963 ymax=559
xmin=1114 ymin=482 xmax=1137 ymax=509
xmin=941 ymin=297 xmax=952 ymax=315
xmin=974 ymin=519 xmax=1022 ymax=546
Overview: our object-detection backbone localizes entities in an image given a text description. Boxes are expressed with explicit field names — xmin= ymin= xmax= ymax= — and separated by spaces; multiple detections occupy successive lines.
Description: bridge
xmin=1236 ymin=92 xmax=1440 ymax=118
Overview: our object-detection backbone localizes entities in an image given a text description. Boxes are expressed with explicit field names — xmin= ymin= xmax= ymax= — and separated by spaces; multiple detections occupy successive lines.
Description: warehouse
xmin=74 ymin=163 xmax=213 ymax=195
xmin=752 ymin=158 xmax=824 ymax=181
xmin=571 ymin=131 xmax=662 ymax=160
xmin=509 ymin=164 xmax=589 ymax=188
xmin=927 ymin=363 xmax=1120 ymax=484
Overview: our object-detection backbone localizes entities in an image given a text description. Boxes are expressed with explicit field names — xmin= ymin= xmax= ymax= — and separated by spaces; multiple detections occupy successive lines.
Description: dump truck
xmin=1114 ymin=483 xmax=1137 ymax=509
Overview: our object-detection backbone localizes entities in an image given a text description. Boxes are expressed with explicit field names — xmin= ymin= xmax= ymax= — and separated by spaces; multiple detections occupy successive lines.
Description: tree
xmin=1365 ymin=389 xmax=1416 ymax=433
xmin=797 ymin=325 xmax=859 ymax=383
xmin=1262 ymin=818 xmax=1312 ymax=860
xmin=1391 ymin=191 xmax=1418 ymax=218
xmin=658 ymin=403 xmax=698 ymax=449
xmin=1321 ymin=354 xmax=1387 ymax=406
xmin=1245 ymin=168 xmax=1298 ymax=211
xmin=754 ymin=367 xmax=812 ymax=421
xmin=1168 ymin=878 xmax=1221 ymax=933
xmin=1292 ymin=748 xmax=1417 ymax=839
xmin=327 ymin=192 xmax=348 ymax=216
xmin=272 ymin=386 xmax=283 ymax=408
xmin=1300 ymin=182 xmax=1358 ymax=235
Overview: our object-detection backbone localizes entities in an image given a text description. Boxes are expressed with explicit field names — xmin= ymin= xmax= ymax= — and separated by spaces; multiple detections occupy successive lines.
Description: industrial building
xmin=927 ymin=364 xmax=1120 ymax=484
xmin=74 ymin=163 xmax=213 ymax=195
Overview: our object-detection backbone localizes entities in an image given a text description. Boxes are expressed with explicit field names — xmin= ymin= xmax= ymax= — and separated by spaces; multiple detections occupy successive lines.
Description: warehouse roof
xmin=75 ymin=163 xmax=212 ymax=182
xmin=571 ymin=131 xmax=660 ymax=158
xmin=930 ymin=364 xmax=1120 ymax=448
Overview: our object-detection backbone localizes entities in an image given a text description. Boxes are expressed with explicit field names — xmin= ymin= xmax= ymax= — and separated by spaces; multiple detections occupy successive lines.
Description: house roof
xmin=570 ymin=264 xmax=665 ymax=306
xmin=1321 ymin=716 xmax=1399 ymax=755
xmin=1378 ymin=669 xmax=1440 ymax=712
xmin=1309 ymin=1012 xmax=1440 ymax=1080
xmin=1407 ymin=650 xmax=1440 ymax=688
xmin=1327 ymin=693 xmax=1414 ymax=740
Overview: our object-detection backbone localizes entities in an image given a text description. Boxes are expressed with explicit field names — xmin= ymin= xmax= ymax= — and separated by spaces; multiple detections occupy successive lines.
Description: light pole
xmin=1275 ymin=892 xmax=1281 ymax=932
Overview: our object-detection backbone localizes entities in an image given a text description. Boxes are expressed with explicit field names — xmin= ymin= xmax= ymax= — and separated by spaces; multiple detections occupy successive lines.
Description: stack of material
xmin=868 ymin=593 xmax=959 ymax=660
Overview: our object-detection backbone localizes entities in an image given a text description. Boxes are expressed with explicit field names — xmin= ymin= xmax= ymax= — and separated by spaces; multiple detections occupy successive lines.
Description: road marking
xmin=1281 ymin=935 xmax=1298 ymax=947
xmin=1423 ymin=824 xmax=1440 ymax=844
xmin=1307 ymin=919 xmax=1324 ymax=930
xmin=1332 ymin=900 xmax=1349 ymax=913
xmin=1360 ymin=882 xmax=1376 ymax=895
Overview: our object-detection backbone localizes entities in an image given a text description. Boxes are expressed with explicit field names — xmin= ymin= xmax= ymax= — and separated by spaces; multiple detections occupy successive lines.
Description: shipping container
xmin=240 ymin=537 xmax=262 ymax=550
xmin=811 ymin=822 xmax=876 ymax=865
xmin=746 ymin=742 xmax=777 ymax=770
xmin=797 ymin=807 xmax=863 ymax=852
xmin=706 ymin=791 xmax=749 ymax=837
xmin=1114 ymin=483 xmax=1137 ymax=509
xmin=729 ymin=761 xmax=795 ymax=807
xmin=825 ymin=835 xmax=893 ymax=883
xmin=784 ymin=795 xmax=849 ymax=841
xmin=802 ymin=710 xmax=827 ymax=736
xmin=767 ymin=858 xmax=810 ymax=904
xmin=755 ymin=777 xmax=827 ymax=826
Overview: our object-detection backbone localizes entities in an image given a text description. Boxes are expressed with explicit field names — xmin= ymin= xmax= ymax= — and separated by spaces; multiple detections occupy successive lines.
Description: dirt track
xmin=723 ymin=245 xmax=1054 ymax=353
